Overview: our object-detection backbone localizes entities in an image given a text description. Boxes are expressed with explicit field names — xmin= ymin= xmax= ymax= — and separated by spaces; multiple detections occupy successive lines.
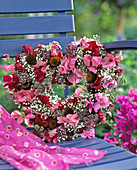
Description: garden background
xmin=0 ymin=0 xmax=137 ymax=141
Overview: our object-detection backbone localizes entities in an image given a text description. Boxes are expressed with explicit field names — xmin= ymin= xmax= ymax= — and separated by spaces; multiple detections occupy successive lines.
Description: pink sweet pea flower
xmin=51 ymin=48 xmax=57 ymax=56
xmin=81 ymin=128 xmax=95 ymax=139
xmin=57 ymin=117 xmax=68 ymax=124
xmin=14 ymin=90 xmax=35 ymax=103
xmin=68 ymin=69 xmax=84 ymax=84
xmin=84 ymin=55 xmax=102 ymax=73
xmin=24 ymin=112 xmax=35 ymax=127
xmin=11 ymin=110 xmax=24 ymax=124
xmin=33 ymin=60 xmax=49 ymax=73
xmin=85 ymin=97 xmax=94 ymax=113
xmin=66 ymin=114 xmax=80 ymax=127
xmin=94 ymin=93 xmax=110 ymax=112
xmin=103 ymin=79 xmax=118 ymax=91
xmin=6 ymin=64 xmax=14 ymax=72
xmin=73 ymin=87 xmax=83 ymax=97
xmin=92 ymin=56 xmax=102 ymax=67
xmin=84 ymin=54 xmax=92 ymax=66
xmin=59 ymin=57 xmax=77 ymax=74
xmin=102 ymin=53 xmax=115 ymax=69
xmin=49 ymin=129 xmax=57 ymax=138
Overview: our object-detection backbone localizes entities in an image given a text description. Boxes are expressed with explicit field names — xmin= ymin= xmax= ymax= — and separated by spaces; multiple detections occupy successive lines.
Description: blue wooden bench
xmin=0 ymin=0 xmax=137 ymax=169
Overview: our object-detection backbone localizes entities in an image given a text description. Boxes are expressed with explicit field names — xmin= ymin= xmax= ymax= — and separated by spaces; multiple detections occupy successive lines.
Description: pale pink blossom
xmin=103 ymin=79 xmax=118 ymax=91
xmin=92 ymin=56 xmax=102 ymax=67
xmin=79 ymin=36 xmax=90 ymax=47
xmin=49 ymin=129 xmax=57 ymax=138
xmin=102 ymin=53 xmax=115 ymax=69
xmin=66 ymin=114 xmax=80 ymax=127
xmin=51 ymin=48 xmax=57 ymax=56
xmin=59 ymin=57 xmax=77 ymax=74
xmin=14 ymin=90 xmax=36 ymax=103
xmin=73 ymin=87 xmax=83 ymax=97
xmin=84 ymin=55 xmax=102 ymax=73
xmin=94 ymin=93 xmax=110 ymax=112
xmin=84 ymin=55 xmax=92 ymax=66
xmin=81 ymin=128 xmax=95 ymax=139
xmin=11 ymin=110 xmax=24 ymax=124
xmin=67 ymin=69 xmax=84 ymax=84
xmin=57 ymin=117 xmax=67 ymax=124
xmin=57 ymin=114 xmax=80 ymax=127
xmin=6 ymin=64 xmax=14 ymax=72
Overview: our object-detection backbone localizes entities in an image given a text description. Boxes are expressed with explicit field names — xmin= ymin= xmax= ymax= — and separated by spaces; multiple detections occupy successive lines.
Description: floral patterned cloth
xmin=0 ymin=105 xmax=106 ymax=170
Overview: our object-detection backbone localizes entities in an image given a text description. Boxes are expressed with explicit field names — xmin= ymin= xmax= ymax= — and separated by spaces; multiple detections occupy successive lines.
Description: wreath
xmin=3 ymin=35 xmax=123 ymax=143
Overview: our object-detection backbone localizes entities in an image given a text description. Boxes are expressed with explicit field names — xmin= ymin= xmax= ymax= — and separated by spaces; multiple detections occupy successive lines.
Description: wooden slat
xmin=0 ymin=0 xmax=73 ymax=13
xmin=0 ymin=37 xmax=75 ymax=57
xmin=103 ymin=40 xmax=137 ymax=52
xmin=70 ymin=157 xmax=137 ymax=170
xmin=0 ymin=15 xmax=75 ymax=35
xmin=0 ymin=164 xmax=15 ymax=170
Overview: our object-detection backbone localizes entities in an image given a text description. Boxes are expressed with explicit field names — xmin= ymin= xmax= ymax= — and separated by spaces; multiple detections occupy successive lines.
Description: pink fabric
xmin=0 ymin=105 xmax=106 ymax=170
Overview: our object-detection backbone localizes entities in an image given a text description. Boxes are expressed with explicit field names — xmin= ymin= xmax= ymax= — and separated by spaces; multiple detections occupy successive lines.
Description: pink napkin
xmin=0 ymin=105 xmax=106 ymax=170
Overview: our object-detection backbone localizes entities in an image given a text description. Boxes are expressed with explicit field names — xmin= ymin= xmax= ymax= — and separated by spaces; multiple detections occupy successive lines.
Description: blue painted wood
xmin=0 ymin=15 xmax=74 ymax=35
xmin=0 ymin=37 xmax=75 ymax=57
xmin=64 ymin=86 xmax=69 ymax=98
xmin=0 ymin=0 xmax=73 ymax=13
xmin=103 ymin=40 xmax=137 ymax=52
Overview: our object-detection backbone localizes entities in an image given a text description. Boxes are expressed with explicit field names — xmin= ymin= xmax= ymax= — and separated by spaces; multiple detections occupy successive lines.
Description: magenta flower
xmin=81 ymin=128 xmax=95 ymax=139
xmin=0 ymin=64 xmax=8 ymax=70
xmin=104 ymin=89 xmax=137 ymax=154
xmin=85 ymin=97 xmax=94 ymax=113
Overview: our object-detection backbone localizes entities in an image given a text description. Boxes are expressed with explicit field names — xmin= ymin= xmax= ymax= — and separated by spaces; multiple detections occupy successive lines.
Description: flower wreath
xmin=3 ymin=35 xmax=123 ymax=143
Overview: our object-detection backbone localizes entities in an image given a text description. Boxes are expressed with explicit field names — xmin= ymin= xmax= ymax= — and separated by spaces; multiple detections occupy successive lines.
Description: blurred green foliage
xmin=0 ymin=0 xmax=137 ymax=139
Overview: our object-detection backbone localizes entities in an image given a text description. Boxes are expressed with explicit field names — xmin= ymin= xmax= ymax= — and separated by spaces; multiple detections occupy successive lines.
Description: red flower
xmin=35 ymin=70 xmax=45 ymax=83
xmin=22 ymin=45 xmax=33 ymax=55
xmin=35 ymin=114 xmax=49 ymax=127
xmin=3 ymin=74 xmax=19 ymax=90
xmin=33 ymin=129 xmax=41 ymax=137
xmin=38 ymin=95 xmax=52 ymax=107
xmin=15 ymin=55 xmax=20 ymax=61
xmin=15 ymin=61 xmax=26 ymax=72
xmin=67 ymin=97 xmax=78 ymax=105
xmin=84 ymin=41 xmax=99 ymax=56
xmin=90 ymin=74 xmax=102 ymax=90
xmin=51 ymin=71 xmax=56 ymax=84
xmin=57 ymin=51 xmax=63 ymax=59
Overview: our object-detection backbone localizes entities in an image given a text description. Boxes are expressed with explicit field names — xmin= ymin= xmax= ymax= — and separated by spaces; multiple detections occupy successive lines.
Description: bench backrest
xmin=0 ymin=0 xmax=75 ymax=58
